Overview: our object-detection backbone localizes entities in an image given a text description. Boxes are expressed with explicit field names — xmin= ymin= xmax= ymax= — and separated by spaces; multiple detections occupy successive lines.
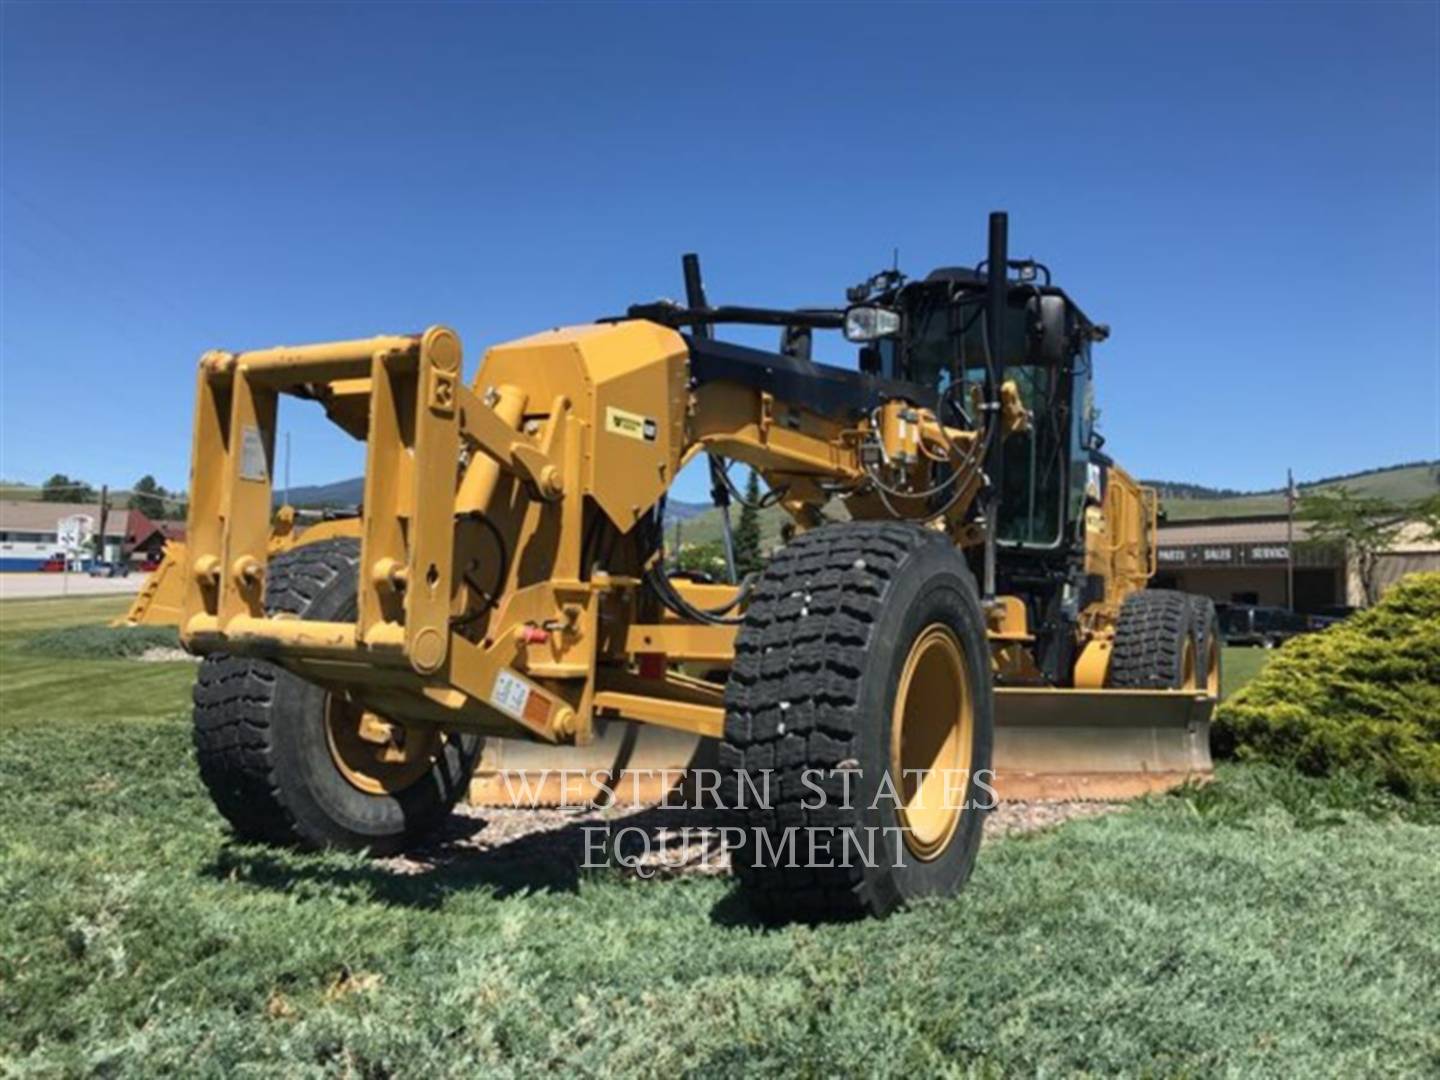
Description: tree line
xmin=38 ymin=474 xmax=187 ymax=521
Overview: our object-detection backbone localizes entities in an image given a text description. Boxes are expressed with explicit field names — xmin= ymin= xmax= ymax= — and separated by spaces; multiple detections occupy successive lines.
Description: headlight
xmin=843 ymin=304 xmax=902 ymax=343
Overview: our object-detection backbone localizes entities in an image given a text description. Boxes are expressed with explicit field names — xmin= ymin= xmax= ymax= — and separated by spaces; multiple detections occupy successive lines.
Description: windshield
xmin=904 ymin=290 xmax=957 ymax=389
xmin=871 ymin=284 xmax=1087 ymax=549
xmin=995 ymin=363 xmax=1067 ymax=545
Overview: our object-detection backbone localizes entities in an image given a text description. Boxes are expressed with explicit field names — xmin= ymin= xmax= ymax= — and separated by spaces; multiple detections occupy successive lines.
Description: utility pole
xmin=1285 ymin=468 xmax=1295 ymax=612
xmin=97 ymin=484 xmax=110 ymax=571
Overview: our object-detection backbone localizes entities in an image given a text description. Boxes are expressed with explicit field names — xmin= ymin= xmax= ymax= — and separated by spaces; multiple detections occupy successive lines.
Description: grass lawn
xmin=2 ymin=600 xmax=1437 ymax=1076
xmin=1222 ymin=644 xmax=1271 ymax=700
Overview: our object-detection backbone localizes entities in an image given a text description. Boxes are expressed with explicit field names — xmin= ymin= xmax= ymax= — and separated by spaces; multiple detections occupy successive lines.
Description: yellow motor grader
xmin=176 ymin=213 xmax=1216 ymax=918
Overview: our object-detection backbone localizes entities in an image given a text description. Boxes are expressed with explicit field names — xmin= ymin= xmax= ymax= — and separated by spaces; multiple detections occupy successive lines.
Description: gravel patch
xmin=136 ymin=646 xmax=199 ymax=663
xmin=983 ymin=800 xmax=1123 ymax=839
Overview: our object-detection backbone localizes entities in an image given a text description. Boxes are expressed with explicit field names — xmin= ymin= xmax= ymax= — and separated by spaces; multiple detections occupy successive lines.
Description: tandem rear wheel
xmin=192 ymin=539 xmax=479 ymax=856
xmin=721 ymin=523 xmax=996 ymax=921
xmin=1109 ymin=588 xmax=1221 ymax=696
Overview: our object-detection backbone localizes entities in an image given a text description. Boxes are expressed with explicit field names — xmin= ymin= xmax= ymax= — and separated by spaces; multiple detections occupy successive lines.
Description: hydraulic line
xmin=708 ymin=454 xmax=739 ymax=584
xmin=643 ymin=562 xmax=752 ymax=626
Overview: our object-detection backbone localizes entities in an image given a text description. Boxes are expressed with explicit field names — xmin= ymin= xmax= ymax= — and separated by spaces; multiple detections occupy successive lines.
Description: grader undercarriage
xmin=175 ymin=213 xmax=1215 ymax=918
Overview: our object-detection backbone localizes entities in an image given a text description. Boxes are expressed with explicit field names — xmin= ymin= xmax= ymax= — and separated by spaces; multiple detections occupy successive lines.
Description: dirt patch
xmin=380 ymin=799 xmax=1124 ymax=880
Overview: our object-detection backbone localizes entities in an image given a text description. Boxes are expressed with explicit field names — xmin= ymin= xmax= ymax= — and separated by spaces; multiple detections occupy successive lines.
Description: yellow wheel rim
xmin=1204 ymin=638 xmax=1220 ymax=697
xmin=1181 ymin=636 xmax=1197 ymax=691
xmin=324 ymin=696 xmax=441 ymax=796
xmin=890 ymin=624 xmax=974 ymax=862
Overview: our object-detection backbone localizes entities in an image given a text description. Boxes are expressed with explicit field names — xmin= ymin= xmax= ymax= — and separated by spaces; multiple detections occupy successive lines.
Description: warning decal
xmin=490 ymin=669 xmax=532 ymax=720
xmin=490 ymin=668 xmax=554 ymax=733
xmin=239 ymin=425 xmax=268 ymax=483
xmin=605 ymin=406 xmax=658 ymax=443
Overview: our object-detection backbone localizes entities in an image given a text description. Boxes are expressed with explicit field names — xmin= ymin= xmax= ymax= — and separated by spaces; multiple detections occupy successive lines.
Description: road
xmin=0 ymin=573 xmax=144 ymax=600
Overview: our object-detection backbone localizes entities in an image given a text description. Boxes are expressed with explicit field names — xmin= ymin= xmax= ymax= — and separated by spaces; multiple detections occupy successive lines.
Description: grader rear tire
xmin=1108 ymin=589 xmax=1198 ymax=690
xmin=192 ymin=539 xmax=479 ymax=855
xmin=721 ymin=523 xmax=994 ymax=921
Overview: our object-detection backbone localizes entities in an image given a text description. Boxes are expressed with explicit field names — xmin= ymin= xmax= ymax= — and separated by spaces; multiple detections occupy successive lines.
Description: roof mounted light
xmin=843 ymin=304 xmax=901 ymax=343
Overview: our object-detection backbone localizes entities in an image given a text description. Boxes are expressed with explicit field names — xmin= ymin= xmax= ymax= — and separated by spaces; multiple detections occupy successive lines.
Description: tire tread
xmin=1109 ymin=588 xmax=1195 ymax=689
xmin=722 ymin=522 xmax=962 ymax=919
xmin=194 ymin=539 xmax=354 ymax=847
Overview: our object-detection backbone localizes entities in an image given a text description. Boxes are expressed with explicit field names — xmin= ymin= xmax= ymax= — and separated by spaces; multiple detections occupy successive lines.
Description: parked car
xmin=1217 ymin=604 xmax=1309 ymax=648
xmin=37 ymin=555 xmax=66 ymax=573
xmin=87 ymin=561 xmax=131 ymax=578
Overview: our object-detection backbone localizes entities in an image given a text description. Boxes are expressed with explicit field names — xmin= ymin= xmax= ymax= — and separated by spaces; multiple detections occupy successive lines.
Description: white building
xmin=0 ymin=501 xmax=163 ymax=571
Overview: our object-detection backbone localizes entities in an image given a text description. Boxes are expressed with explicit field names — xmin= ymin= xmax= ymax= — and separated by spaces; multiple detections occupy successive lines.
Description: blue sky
xmin=2 ymin=1 xmax=1436 ymax=505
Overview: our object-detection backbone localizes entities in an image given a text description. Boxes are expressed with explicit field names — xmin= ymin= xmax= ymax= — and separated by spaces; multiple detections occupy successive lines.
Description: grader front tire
xmin=192 ymin=539 xmax=479 ymax=856
xmin=722 ymin=523 xmax=994 ymax=921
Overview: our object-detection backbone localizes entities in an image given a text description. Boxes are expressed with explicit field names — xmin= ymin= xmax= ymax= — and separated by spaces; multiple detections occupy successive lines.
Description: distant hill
xmin=1141 ymin=480 xmax=1246 ymax=501
xmin=0 ymin=481 xmax=146 ymax=511
xmin=281 ymin=477 xmax=364 ymax=508
xmin=277 ymin=461 xmax=1440 ymax=529
xmin=1159 ymin=462 xmax=1439 ymax=522
xmin=663 ymin=500 xmax=710 ymax=523
xmin=667 ymin=503 xmax=791 ymax=550
xmin=669 ymin=500 xmax=854 ymax=551
xmin=0 ymin=483 xmax=41 ymax=502
xmin=281 ymin=478 xmax=714 ymax=520
xmin=670 ymin=461 xmax=1440 ymax=542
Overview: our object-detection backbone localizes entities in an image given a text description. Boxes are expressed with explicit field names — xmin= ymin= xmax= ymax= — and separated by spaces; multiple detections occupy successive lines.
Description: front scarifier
xmin=177 ymin=211 xmax=1217 ymax=918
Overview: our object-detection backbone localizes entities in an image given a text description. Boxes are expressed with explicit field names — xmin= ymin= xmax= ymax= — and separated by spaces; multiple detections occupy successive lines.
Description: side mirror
xmin=843 ymin=304 xmax=902 ymax=343
xmin=1025 ymin=294 xmax=1069 ymax=363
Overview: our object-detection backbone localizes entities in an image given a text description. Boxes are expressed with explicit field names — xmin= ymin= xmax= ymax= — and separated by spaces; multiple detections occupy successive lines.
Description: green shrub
xmin=20 ymin=623 xmax=181 ymax=659
xmin=1213 ymin=572 xmax=1440 ymax=796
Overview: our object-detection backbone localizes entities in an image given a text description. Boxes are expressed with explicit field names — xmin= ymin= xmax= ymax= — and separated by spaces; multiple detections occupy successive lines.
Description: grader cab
xmin=176 ymin=213 xmax=1215 ymax=918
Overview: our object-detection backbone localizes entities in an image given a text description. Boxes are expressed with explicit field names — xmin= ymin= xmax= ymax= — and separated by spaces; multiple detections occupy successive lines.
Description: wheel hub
xmin=324 ymin=696 xmax=441 ymax=796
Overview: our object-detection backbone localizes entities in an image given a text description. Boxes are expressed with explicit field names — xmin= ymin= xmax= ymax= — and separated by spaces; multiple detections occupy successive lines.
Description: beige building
xmin=1153 ymin=514 xmax=1440 ymax=611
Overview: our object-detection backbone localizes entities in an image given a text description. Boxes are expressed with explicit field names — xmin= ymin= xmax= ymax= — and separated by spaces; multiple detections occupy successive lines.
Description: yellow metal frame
xmin=177 ymin=318 xmax=1203 ymax=770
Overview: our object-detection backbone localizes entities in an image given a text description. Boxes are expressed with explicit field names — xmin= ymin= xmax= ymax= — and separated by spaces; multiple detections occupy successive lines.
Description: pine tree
xmin=733 ymin=469 xmax=764 ymax=576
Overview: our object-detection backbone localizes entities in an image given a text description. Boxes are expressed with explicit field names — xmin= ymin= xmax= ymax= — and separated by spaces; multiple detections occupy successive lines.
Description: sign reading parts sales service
xmin=1155 ymin=543 xmax=1293 ymax=568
